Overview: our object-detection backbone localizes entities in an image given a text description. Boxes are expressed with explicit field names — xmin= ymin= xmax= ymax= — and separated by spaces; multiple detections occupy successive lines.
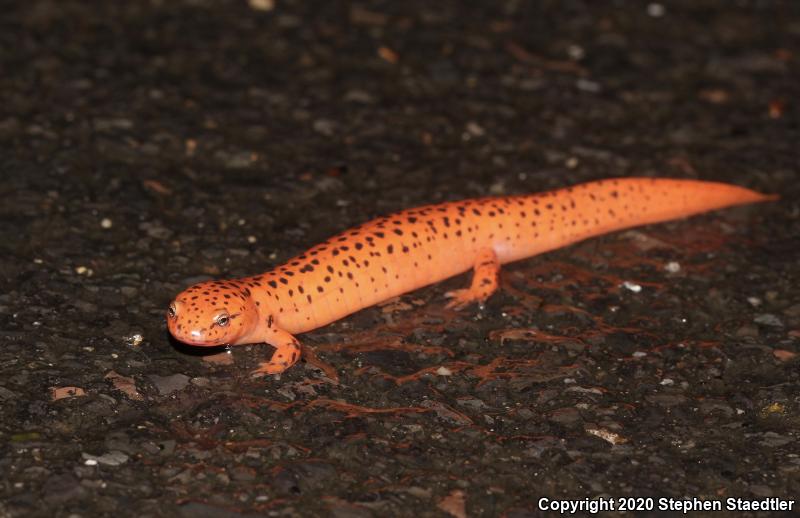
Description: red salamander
xmin=167 ymin=177 xmax=776 ymax=376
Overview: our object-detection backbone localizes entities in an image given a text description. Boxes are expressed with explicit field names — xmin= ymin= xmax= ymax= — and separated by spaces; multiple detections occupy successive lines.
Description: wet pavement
xmin=1 ymin=1 xmax=799 ymax=516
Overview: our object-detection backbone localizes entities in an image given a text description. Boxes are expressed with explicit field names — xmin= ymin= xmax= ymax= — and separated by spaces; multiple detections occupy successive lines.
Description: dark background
xmin=1 ymin=1 xmax=798 ymax=516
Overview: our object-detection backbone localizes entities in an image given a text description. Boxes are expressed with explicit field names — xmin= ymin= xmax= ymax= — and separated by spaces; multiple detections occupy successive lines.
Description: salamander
xmin=166 ymin=177 xmax=776 ymax=376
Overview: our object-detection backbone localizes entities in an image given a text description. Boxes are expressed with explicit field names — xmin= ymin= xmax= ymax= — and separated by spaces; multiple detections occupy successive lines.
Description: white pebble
xmin=100 ymin=218 xmax=113 ymax=229
xmin=465 ymin=121 xmax=485 ymax=137
xmin=622 ymin=281 xmax=642 ymax=293
xmin=747 ymin=297 xmax=762 ymax=307
xmin=248 ymin=0 xmax=275 ymax=11
xmin=664 ymin=261 xmax=681 ymax=273
xmin=75 ymin=266 xmax=94 ymax=277
xmin=125 ymin=334 xmax=144 ymax=347
xmin=565 ymin=157 xmax=579 ymax=169
xmin=567 ymin=44 xmax=585 ymax=60
xmin=647 ymin=3 xmax=666 ymax=17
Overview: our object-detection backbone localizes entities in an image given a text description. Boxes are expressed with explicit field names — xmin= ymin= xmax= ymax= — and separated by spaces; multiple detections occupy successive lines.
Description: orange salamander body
xmin=167 ymin=177 xmax=775 ymax=376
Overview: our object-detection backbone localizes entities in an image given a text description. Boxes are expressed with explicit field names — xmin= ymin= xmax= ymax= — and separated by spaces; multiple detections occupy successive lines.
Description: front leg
xmin=251 ymin=326 xmax=302 ymax=377
xmin=444 ymin=247 xmax=501 ymax=310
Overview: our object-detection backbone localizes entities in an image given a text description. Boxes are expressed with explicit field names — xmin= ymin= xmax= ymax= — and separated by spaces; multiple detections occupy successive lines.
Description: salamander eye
xmin=168 ymin=303 xmax=177 ymax=319
xmin=215 ymin=313 xmax=230 ymax=327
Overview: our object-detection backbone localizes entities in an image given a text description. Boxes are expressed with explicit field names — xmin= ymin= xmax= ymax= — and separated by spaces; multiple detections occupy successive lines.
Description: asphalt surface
xmin=1 ymin=1 xmax=799 ymax=517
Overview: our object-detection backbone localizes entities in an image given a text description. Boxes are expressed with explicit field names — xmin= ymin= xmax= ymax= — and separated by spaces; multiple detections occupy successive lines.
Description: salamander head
xmin=167 ymin=281 xmax=259 ymax=347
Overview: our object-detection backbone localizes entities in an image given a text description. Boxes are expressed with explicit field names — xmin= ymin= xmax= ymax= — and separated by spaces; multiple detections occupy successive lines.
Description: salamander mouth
xmin=168 ymin=323 xmax=229 ymax=347
xmin=179 ymin=336 xmax=227 ymax=347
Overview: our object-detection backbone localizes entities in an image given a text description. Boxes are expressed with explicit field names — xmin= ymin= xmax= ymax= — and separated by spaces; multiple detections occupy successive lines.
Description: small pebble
xmin=576 ymin=78 xmax=601 ymax=92
xmin=565 ymin=157 xmax=579 ymax=168
xmin=567 ymin=44 xmax=585 ymax=60
xmin=465 ymin=121 xmax=485 ymax=137
xmin=125 ymin=334 xmax=144 ymax=347
xmin=82 ymin=451 xmax=129 ymax=466
xmin=148 ymin=373 xmax=190 ymax=395
xmin=622 ymin=281 xmax=642 ymax=293
xmin=647 ymin=3 xmax=666 ymax=17
xmin=754 ymin=314 xmax=783 ymax=328
xmin=75 ymin=266 xmax=94 ymax=276
xmin=312 ymin=119 xmax=337 ymax=136
xmin=248 ymin=0 xmax=274 ymax=11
